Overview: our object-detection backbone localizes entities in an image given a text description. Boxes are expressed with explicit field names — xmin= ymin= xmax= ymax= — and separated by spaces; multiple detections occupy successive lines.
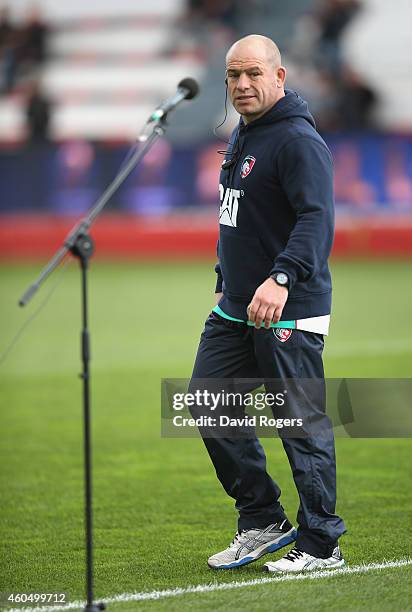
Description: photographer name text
xmin=172 ymin=415 xmax=303 ymax=429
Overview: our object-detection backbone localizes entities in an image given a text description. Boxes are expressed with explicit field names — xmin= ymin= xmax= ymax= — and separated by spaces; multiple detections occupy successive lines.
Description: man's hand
xmin=247 ymin=278 xmax=288 ymax=329
xmin=215 ymin=292 xmax=223 ymax=305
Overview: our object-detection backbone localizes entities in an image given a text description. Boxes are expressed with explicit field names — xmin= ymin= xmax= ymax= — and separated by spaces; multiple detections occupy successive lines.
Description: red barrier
xmin=1 ymin=214 xmax=412 ymax=259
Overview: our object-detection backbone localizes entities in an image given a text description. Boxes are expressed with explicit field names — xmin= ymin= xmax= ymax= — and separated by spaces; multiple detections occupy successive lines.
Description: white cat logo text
xmin=219 ymin=184 xmax=242 ymax=227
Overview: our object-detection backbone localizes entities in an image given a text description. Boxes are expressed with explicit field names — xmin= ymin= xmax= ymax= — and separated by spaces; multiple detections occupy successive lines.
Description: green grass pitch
xmin=0 ymin=260 xmax=411 ymax=611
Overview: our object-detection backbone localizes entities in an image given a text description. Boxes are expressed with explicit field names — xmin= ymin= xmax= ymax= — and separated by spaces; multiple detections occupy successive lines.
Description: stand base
xmin=83 ymin=603 xmax=106 ymax=611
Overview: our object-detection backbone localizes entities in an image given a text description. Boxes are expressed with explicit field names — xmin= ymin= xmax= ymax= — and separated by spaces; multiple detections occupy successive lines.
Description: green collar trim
xmin=212 ymin=304 xmax=296 ymax=329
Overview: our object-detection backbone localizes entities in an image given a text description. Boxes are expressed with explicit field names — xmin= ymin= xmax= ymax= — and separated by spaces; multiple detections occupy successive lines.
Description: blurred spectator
xmin=0 ymin=6 xmax=18 ymax=92
xmin=165 ymin=0 xmax=238 ymax=58
xmin=25 ymin=80 xmax=52 ymax=143
xmin=316 ymin=0 xmax=361 ymax=74
xmin=0 ymin=6 xmax=11 ymax=43
xmin=334 ymin=66 xmax=377 ymax=130
xmin=20 ymin=4 xmax=48 ymax=67
xmin=191 ymin=0 xmax=238 ymax=29
xmin=0 ymin=3 xmax=48 ymax=95
xmin=287 ymin=0 xmax=377 ymax=132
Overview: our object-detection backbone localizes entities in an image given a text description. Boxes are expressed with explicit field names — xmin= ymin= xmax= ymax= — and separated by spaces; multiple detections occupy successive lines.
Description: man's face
xmin=226 ymin=43 xmax=284 ymax=124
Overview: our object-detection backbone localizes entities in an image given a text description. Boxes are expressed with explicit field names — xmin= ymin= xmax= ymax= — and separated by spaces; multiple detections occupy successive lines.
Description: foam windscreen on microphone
xmin=178 ymin=78 xmax=200 ymax=100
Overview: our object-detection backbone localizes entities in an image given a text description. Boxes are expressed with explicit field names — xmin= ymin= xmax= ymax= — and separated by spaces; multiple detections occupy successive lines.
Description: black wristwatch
xmin=271 ymin=272 xmax=289 ymax=289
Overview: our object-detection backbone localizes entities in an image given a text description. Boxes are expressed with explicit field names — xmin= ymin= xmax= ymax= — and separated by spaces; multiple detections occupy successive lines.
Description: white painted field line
xmin=8 ymin=558 xmax=412 ymax=612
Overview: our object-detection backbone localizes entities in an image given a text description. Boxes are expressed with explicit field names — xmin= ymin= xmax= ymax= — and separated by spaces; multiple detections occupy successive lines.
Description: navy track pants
xmin=191 ymin=312 xmax=346 ymax=558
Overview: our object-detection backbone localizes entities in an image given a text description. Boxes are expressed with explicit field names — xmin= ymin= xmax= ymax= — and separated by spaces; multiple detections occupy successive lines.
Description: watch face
xmin=276 ymin=273 xmax=288 ymax=286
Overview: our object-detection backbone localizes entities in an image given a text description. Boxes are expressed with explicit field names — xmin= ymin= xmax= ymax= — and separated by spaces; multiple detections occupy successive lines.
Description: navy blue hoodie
xmin=215 ymin=89 xmax=334 ymax=321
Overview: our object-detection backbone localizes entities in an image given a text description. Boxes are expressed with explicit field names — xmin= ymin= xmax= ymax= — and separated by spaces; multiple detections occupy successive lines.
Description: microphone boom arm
xmin=19 ymin=122 xmax=166 ymax=306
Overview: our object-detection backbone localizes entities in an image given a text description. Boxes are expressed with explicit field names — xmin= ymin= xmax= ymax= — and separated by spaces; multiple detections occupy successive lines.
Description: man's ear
xmin=276 ymin=66 xmax=287 ymax=88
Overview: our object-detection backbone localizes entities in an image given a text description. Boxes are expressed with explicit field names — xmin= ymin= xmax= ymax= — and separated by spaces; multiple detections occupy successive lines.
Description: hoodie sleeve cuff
xmin=215 ymin=262 xmax=223 ymax=293
xmin=270 ymin=264 xmax=298 ymax=292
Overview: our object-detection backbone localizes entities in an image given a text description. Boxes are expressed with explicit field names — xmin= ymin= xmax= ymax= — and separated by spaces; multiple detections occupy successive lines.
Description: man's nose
xmin=236 ymin=73 xmax=251 ymax=90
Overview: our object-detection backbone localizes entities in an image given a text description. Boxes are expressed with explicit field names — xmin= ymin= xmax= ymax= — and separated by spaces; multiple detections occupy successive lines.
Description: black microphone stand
xmin=19 ymin=119 xmax=168 ymax=612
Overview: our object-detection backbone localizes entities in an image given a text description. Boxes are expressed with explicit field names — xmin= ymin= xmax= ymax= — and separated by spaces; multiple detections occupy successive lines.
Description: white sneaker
xmin=263 ymin=545 xmax=345 ymax=573
xmin=208 ymin=520 xmax=297 ymax=569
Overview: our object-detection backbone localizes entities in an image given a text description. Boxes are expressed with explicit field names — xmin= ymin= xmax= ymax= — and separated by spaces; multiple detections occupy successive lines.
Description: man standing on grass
xmin=190 ymin=34 xmax=346 ymax=572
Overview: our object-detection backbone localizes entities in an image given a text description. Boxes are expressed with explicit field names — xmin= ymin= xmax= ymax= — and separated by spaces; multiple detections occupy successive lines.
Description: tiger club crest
xmin=241 ymin=155 xmax=256 ymax=178
xmin=273 ymin=328 xmax=293 ymax=342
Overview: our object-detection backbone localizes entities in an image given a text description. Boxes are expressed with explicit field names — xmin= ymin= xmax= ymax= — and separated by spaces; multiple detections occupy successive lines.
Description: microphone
xmin=148 ymin=78 xmax=199 ymax=123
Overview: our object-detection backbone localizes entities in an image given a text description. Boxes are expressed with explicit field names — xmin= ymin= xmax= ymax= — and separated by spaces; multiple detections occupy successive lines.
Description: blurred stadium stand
xmin=0 ymin=0 xmax=411 ymax=258
xmin=0 ymin=0 xmax=206 ymax=140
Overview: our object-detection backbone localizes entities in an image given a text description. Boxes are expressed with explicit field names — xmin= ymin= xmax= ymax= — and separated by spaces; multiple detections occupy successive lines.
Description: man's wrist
xmin=270 ymin=272 xmax=290 ymax=290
